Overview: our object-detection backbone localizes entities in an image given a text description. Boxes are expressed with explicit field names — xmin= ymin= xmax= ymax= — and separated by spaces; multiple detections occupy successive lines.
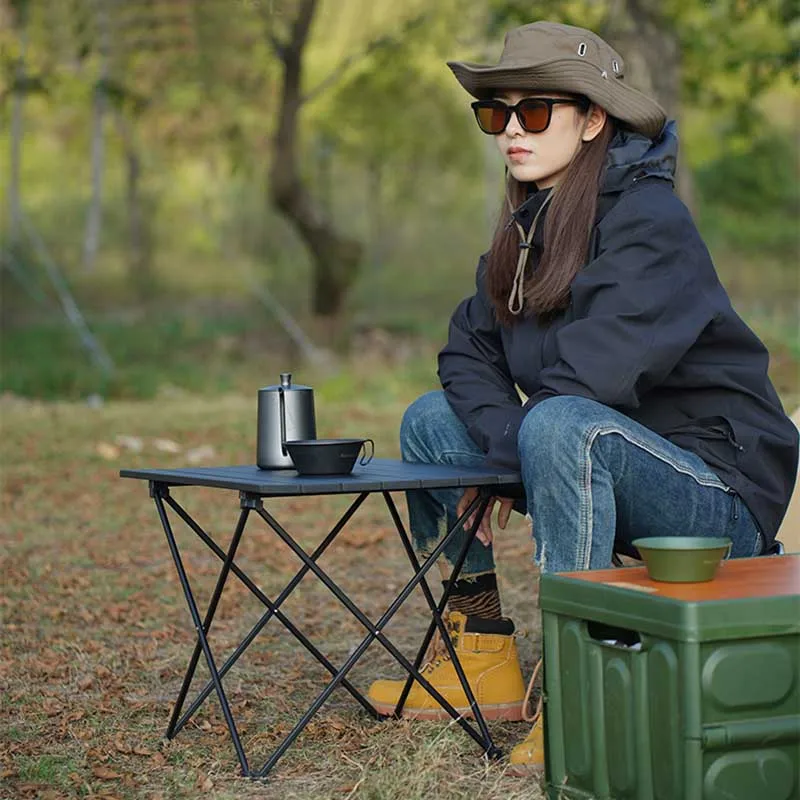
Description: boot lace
xmin=421 ymin=613 xmax=454 ymax=673
xmin=522 ymin=656 xmax=543 ymax=724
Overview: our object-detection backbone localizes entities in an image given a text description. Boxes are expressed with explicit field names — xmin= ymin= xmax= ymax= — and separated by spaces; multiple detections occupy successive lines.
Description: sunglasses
xmin=470 ymin=97 xmax=589 ymax=135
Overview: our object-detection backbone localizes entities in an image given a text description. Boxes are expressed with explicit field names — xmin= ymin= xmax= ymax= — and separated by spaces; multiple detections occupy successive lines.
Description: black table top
xmin=120 ymin=458 xmax=522 ymax=496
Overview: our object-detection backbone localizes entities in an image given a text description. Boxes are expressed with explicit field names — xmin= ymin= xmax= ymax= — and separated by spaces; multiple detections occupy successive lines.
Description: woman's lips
xmin=507 ymin=148 xmax=531 ymax=161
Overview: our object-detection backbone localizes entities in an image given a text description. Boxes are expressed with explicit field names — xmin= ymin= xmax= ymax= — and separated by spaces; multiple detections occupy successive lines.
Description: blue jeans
xmin=402 ymin=391 xmax=761 ymax=576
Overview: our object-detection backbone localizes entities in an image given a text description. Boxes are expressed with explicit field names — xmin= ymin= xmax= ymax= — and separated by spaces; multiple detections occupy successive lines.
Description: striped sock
xmin=444 ymin=573 xmax=502 ymax=620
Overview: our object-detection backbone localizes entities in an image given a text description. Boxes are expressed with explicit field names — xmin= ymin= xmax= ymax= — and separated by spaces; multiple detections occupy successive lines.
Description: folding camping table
xmin=120 ymin=458 xmax=523 ymax=778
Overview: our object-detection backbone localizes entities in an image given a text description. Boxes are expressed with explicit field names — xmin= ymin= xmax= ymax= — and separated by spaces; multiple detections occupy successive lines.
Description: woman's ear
xmin=582 ymin=104 xmax=608 ymax=142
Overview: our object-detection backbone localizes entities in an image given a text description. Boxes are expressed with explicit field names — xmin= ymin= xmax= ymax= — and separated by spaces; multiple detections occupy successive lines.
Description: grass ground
xmin=1 ymin=377 xmax=547 ymax=800
xmin=2 ymin=249 xmax=797 ymax=799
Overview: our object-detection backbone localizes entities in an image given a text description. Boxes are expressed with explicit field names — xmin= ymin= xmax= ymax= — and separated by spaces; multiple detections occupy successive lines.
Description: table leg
xmin=382 ymin=490 xmax=501 ymax=757
xmin=252 ymin=496 xmax=496 ymax=777
xmin=152 ymin=483 xmax=250 ymax=775
xmin=163 ymin=491 xmax=379 ymax=736
xmin=165 ymin=504 xmax=250 ymax=739
xmin=382 ymin=490 xmax=484 ymax=714
xmin=150 ymin=481 xmax=506 ymax=779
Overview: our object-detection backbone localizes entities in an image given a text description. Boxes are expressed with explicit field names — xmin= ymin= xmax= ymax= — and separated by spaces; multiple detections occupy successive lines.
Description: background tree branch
xmin=301 ymin=15 xmax=428 ymax=105
xmin=267 ymin=0 xmax=363 ymax=319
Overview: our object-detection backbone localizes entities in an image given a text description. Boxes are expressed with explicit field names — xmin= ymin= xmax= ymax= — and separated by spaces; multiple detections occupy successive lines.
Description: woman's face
xmin=493 ymin=90 xmax=606 ymax=188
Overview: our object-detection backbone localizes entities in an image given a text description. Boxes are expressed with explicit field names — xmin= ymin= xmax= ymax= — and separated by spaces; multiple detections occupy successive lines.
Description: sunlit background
xmin=1 ymin=0 xmax=798 ymax=406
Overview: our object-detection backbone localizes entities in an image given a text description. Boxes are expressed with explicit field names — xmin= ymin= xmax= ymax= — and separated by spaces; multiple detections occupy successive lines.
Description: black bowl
xmin=284 ymin=438 xmax=374 ymax=476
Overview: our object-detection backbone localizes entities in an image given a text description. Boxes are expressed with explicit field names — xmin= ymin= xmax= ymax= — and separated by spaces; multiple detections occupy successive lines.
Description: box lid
xmin=539 ymin=555 xmax=800 ymax=642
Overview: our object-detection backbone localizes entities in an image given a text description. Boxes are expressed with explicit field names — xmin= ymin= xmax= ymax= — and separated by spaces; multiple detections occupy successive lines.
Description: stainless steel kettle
xmin=257 ymin=373 xmax=317 ymax=469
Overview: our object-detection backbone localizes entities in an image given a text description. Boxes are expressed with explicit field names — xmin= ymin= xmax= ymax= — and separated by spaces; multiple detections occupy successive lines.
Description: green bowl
xmin=631 ymin=536 xmax=732 ymax=583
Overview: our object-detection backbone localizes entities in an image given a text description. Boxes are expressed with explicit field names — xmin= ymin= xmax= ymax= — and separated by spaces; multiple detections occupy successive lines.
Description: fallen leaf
xmin=96 ymin=442 xmax=120 ymax=460
xmin=92 ymin=766 xmax=122 ymax=780
xmin=42 ymin=699 xmax=64 ymax=717
xmin=16 ymin=785 xmax=52 ymax=798
xmin=186 ymin=445 xmax=215 ymax=464
xmin=341 ymin=527 xmax=390 ymax=548
xmin=78 ymin=608 xmax=96 ymax=624
xmin=14 ymin=783 xmax=40 ymax=791
xmin=115 ymin=435 xmax=144 ymax=452
xmin=153 ymin=438 xmax=181 ymax=453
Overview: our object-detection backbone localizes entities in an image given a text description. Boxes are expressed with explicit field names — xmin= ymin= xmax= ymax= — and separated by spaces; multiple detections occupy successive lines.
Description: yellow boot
xmin=508 ymin=658 xmax=545 ymax=774
xmin=367 ymin=612 xmax=525 ymax=721
xmin=508 ymin=720 xmax=545 ymax=774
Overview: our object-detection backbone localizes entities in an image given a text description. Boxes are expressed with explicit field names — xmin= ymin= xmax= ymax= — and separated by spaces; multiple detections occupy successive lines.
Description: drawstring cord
xmin=506 ymin=191 xmax=553 ymax=316
xmin=505 ymin=110 xmax=593 ymax=316
xmin=522 ymin=656 xmax=543 ymax=723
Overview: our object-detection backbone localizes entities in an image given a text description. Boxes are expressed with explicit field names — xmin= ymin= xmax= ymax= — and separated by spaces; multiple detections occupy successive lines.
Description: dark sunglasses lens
xmin=475 ymin=103 xmax=508 ymax=134
xmin=518 ymin=100 xmax=550 ymax=133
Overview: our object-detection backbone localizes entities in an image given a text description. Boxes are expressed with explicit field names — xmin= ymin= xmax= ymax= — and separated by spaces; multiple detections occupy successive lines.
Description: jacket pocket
xmin=661 ymin=416 xmax=743 ymax=468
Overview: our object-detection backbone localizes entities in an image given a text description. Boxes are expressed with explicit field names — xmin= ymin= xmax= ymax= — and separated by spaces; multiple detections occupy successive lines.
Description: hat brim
xmin=448 ymin=57 xmax=666 ymax=140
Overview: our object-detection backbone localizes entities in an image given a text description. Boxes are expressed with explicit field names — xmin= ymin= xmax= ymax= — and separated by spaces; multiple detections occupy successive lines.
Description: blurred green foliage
xmin=695 ymin=127 xmax=799 ymax=257
xmin=0 ymin=0 xmax=797 ymax=404
xmin=697 ymin=130 xmax=799 ymax=215
xmin=0 ymin=308 xmax=260 ymax=398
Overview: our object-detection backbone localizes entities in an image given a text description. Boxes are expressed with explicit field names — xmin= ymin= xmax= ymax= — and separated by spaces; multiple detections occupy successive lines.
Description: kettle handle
xmin=279 ymin=386 xmax=288 ymax=456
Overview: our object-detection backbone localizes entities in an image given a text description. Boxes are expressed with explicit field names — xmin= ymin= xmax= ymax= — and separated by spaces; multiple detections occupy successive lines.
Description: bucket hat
xmin=448 ymin=22 xmax=666 ymax=140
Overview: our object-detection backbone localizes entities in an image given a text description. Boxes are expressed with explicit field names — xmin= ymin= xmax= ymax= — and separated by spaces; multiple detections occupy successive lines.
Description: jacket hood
xmin=512 ymin=120 xmax=678 ymax=228
xmin=602 ymin=119 xmax=678 ymax=194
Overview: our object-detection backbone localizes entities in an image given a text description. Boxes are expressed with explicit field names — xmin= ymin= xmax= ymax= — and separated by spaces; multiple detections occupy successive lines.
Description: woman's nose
xmin=505 ymin=109 xmax=524 ymax=136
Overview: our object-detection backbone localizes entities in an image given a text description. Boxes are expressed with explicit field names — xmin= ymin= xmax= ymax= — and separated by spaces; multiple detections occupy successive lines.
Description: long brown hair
xmin=487 ymin=112 xmax=616 ymax=326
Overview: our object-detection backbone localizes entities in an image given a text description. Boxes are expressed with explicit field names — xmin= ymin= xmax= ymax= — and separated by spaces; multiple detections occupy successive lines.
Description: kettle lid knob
xmin=280 ymin=372 xmax=292 ymax=388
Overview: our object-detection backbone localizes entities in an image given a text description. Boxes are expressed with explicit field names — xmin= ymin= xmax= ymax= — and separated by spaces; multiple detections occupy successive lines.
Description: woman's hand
xmin=456 ymin=487 xmax=515 ymax=547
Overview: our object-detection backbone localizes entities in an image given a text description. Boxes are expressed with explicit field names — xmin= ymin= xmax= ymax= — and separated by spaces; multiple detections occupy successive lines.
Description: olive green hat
xmin=448 ymin=21 xmax=666 ymax=140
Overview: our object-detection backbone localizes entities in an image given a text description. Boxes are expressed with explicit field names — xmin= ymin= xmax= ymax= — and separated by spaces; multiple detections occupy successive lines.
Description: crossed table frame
xmin=120 ymin=459 xmax=523 ymax=779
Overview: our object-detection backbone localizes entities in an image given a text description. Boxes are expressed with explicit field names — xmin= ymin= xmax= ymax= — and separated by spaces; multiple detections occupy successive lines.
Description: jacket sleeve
xmin=526 ymin=186 xmax=717 ymax=412
xmin=438 ymin=257 xmax=525 ymax=466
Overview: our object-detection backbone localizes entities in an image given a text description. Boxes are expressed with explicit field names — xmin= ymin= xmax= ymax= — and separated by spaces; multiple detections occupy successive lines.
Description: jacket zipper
xmin=724 ymin=429 xmax=745 ymax=452
xmin=729 ymin=489 xmax=740 ymax=521
xmin=662 ymin=421 xmax=745 ymax=453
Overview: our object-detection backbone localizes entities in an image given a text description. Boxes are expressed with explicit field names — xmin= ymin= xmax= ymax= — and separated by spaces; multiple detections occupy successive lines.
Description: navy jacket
xmin=439 ymin=123 xmax=798 ymax=544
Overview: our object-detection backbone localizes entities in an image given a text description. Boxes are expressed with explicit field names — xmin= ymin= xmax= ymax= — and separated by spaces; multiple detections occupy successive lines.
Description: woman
xmin=368 ymin=21 xmax=799 ymax=771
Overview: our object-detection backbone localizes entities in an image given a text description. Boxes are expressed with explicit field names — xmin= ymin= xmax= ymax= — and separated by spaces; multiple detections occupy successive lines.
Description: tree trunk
xmin=114 ymin=111 xmax=154 ymax=300
xmin=83 ymin=0 xmax=113 ymax=273
xmin=603 ymin=0 xmax=695 ymax=210
xmin=367 ymin=156 xmax=385 ymax=270
xmin=84 ymin=83 xmax=107 ymax=272
xmin=8 ymin=22 xmax=26 ymax=249
xmin=267 ymin=0 xmax=363 ymax=318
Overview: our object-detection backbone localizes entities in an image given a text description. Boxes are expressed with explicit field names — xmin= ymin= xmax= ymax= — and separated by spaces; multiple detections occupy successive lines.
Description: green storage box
xmin=539 ymin=554 xmax=800 ymax=800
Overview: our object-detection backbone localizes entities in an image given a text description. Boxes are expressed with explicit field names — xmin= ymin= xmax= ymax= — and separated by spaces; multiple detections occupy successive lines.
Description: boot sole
xmin=370 ymin=699 xmax=524 ymax=722
xmin=506 ymin=762 xmax=545 ymax=778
